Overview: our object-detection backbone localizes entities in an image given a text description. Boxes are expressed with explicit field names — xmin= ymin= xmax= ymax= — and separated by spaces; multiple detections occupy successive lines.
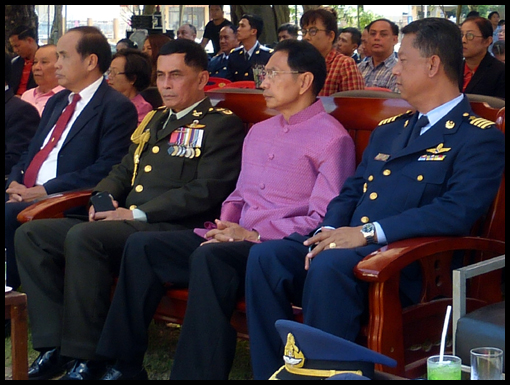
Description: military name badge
xmin=168 ymin=122 xmax=204 ymax=159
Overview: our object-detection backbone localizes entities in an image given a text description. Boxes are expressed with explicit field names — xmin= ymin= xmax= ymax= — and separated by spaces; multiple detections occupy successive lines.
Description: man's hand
xmin=303 ymin=226 xmax=366 ymax=270
xmin=6 ymin=182 xmax=48 ymax=203
xmin=88 ymin=200 xmax=131 ymax=222
xmin=202 ymin=219 xmax=259 ymax=245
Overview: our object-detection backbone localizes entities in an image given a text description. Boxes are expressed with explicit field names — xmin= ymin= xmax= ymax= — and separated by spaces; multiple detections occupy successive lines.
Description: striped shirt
xmin=358 ymin=54 xmax=399 ymax=92
xmin=319 ymin=50 xmax=365 ymax=96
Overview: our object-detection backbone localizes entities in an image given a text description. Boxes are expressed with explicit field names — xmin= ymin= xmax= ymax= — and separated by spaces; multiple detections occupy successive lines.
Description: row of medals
xmin=169 ymin=144 xmax=201 ymax=159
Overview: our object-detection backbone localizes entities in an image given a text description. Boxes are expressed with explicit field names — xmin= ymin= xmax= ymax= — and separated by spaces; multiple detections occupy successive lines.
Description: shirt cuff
xmin=373 ymin=222 xmax=387 ymax=245
xmin=132 ymin=209 xmax=148 ymax=222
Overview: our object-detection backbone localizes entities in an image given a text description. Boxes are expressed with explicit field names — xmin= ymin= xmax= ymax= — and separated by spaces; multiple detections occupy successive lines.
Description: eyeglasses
xmin=106 ymin=69 xmax=127 ymax=77
xmin=300 ymin=28 xmax=328 ymax=37
xmin=261 ymin=69 xmax=304 ymax=80
xmin=460 ymin=32 xmax=484 ymax=41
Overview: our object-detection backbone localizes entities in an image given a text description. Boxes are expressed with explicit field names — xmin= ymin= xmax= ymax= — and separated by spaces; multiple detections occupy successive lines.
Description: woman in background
xmin=142 ymin=34 xmax=172 ymax=86
xmin=108 ymin=49 xmax=153 ymax=124
xmin=461 ymin=16 xmax=505 ymax=99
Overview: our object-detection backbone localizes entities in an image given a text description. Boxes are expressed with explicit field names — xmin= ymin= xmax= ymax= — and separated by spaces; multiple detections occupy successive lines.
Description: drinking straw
xmin=439 ymin=305 xmax=452 ymax=362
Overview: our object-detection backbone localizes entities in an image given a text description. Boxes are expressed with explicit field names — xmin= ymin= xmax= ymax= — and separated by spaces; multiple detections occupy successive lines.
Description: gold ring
xmin=329 ymin=242 xmax=337 ymax=249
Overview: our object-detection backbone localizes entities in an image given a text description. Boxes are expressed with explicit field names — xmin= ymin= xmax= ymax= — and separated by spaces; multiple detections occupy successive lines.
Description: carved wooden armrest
xmin=354 ymin=236 xmax=506 ymax=283
xmin=17 ymin=189 xmax=94 ymax=223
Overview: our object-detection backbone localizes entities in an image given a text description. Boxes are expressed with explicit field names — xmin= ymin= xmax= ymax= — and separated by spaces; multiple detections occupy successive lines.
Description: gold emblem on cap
xmin=283 ymin=333 xmax=305 ymax=368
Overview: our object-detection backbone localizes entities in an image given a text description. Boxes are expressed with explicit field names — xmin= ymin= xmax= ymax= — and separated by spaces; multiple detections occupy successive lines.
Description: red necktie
xmin=24 ymin=94 xmax=81 ymax=188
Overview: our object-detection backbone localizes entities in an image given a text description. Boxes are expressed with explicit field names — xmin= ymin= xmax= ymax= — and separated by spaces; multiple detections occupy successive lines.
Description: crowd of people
xmin=4 ymin=5 xmax=506 ymax=381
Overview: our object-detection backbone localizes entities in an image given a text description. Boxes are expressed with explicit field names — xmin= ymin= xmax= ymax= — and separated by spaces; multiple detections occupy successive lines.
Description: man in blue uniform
xmin=207 ymin=24 xmax=239 ymax=79
xmin=225 ymin=14 xmax=272 ymax=83
xmin=245 ymin=17 xmax=506 ymax=380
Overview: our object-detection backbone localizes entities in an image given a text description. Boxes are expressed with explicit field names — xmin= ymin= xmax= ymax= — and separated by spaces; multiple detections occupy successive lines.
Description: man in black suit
xmin=8 ymin=25 xmax=39 ymax=96
xmin=15 ymin=39 xmax=245 ymax=381
xmin=5 ymin=26 xmax=138 ymax=293
xmin=5 ymin=52 xmax=40 ymax=177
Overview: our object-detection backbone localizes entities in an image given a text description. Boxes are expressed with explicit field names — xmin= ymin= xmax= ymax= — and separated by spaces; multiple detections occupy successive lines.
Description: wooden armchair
xmin=17 ymin=92 xmax=505 ymax=379
xmin=354 ymin=106 xmax=505 ymax=378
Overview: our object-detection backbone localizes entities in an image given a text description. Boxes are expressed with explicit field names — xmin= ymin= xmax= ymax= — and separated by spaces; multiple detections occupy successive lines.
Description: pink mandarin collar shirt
xmin=195 ymin=99 xmax=356 ymax=242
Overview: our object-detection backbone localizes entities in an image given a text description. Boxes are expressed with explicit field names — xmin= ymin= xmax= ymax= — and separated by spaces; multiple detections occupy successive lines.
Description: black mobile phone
xmin=90 ymin=191 xmax=115 ymax=212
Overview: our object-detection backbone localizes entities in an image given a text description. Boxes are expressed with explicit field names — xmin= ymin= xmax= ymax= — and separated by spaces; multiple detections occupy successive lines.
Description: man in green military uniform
xmin=15 ymin=39 xmax=245 ymax=381
xmin=225 ymin=14 xmax=273 ymax=83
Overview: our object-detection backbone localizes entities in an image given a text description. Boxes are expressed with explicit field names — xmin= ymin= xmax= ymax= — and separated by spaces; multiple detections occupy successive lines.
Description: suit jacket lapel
xmin=391 ymin=98 xmax=469 ymax=160
xmin=61 ymin=79 xmax=108 ymax=146
xmin=157 ymin=98 xmax=213 ymax=141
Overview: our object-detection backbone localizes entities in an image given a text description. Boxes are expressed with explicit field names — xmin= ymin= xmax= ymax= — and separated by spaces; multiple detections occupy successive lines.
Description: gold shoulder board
xmin=470 ymin=117 xmax=495 ymax=130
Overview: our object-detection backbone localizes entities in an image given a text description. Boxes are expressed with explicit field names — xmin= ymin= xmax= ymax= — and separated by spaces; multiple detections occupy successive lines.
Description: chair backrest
xmin=205 ymin=77 xmax=231 ymax=91
xmin=221 ymin=80 xmax=256 ymax=89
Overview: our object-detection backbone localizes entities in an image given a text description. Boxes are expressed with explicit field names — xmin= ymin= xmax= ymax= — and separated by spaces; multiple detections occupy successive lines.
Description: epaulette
xmin=231 ymin=46 xmax=243 ymax=54
xmin=208 ymin=107 xmax=234 ymax=115
xmin=468 ymin=116 xmax=495 ymax=130
xmin=378 ymin=110 xmax=414 ymax=126
xmin=258 ymin=45 xmax=273 ymax=53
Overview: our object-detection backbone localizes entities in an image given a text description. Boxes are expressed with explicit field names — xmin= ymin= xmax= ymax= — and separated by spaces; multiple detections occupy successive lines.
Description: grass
xmin=5 ymin=321 xmax=254 ymax=380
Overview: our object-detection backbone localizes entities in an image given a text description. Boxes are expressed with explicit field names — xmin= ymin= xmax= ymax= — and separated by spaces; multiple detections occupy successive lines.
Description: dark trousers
xmin=245 ymin=239 xmax=378 ymax=380
xmin=5 ymin=200 xmax=32 ymax=290
xmin=96 ymin=230 xmax=255 ymax=380
xmin=15 ymin=218 xmax=181 ymax=359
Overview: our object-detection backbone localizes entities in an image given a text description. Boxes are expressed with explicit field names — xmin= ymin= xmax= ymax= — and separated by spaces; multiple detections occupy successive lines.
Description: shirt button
xmin=152 ymin=146 xmax=160 ymax=154
xmin=135 ymin=185 xmax=144 ymax=193
xmin=260 ymin=184 xmax=266 ymax=190
xmin=269 ymin=154 xmax=275 ymax=160
xmin=361 ymin=216 xmax=370 ymax=224
xmin=283 ymin=128 xmax=290 ymax=133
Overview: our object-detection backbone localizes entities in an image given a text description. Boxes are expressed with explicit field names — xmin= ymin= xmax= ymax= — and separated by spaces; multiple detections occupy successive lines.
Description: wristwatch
xmin=361 ymin=223 xmax=376 ymax=245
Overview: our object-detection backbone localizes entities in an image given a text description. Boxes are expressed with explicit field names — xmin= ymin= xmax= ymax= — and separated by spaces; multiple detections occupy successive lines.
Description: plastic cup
xmin=427 ymin=355 xmax=462 ymax=380
xmin=470 ymin=347 xmax=503 ymax=380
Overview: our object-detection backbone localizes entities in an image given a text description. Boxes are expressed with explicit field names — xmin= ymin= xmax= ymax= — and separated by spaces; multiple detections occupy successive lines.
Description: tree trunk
xmin=49 ymin=5 xmax=63 ymax=45
xmin=302 ymin=5 xmax=322 ymax=13
xmin=5 ymin=5 xmax=38 ymax=53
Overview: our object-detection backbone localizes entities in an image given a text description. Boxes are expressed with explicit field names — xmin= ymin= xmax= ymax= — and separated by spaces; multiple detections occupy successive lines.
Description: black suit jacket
xmin=5 ymin=87 xmax=40 ymax=175
xmin=10 ymin=55 xmax=37 ymax=95
xmin=7 ymin=79 xmax=138 ymax=195
xmin=463 ymin=52 xmax=505 ymax=99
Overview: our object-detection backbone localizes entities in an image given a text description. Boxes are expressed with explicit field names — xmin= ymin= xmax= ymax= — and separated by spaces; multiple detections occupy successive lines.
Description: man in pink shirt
xmin=21 ymin=44 xmax=65 ymax=116
xmin=95 ymin=39 xmax=356 ymax=381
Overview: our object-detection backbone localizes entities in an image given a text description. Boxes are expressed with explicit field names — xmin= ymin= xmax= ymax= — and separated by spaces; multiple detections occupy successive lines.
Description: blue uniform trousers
xmin=245 ymin=238 xmax=380 ymax=380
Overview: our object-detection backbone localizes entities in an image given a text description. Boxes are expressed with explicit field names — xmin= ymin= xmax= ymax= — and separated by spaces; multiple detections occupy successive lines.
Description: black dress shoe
xmin=28 ymin=348 xmax=72 ymax=380
xmin=59 ymin=359 xmax=108 ymax=381
xmin=101 ymin=367 xmax=149 ymax=380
